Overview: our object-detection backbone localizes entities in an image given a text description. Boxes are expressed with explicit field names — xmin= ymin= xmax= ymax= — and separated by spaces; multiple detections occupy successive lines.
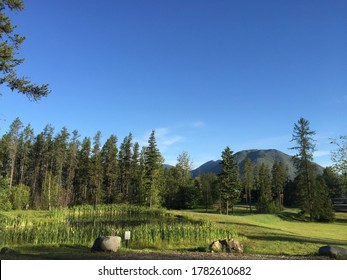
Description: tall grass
xmin=0 ymin=204 xmax=237 ymax=249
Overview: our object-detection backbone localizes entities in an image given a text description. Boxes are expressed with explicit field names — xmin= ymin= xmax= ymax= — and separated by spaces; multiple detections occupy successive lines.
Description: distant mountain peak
xmin=191 ymin=149 xmax=323 ymax=179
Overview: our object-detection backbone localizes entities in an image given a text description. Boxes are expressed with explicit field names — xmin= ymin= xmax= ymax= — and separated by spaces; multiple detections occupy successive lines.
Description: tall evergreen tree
xmin=90 ymin=131 xmax=103 ymax=207
xmin=7 ymin=117 xmax=23 ymax=187
xmin=271 ymin=161 xmax=287 ymax=210
xmin=143 ymin=130 xmax=164 ymax=208
xmin=196 ymin=172 xmax=218 ymax=212
xmin=118 ymin=133 xmax=133 ymax=201
xmin=242 ymin=158 xmax=254 ymax=213
xmin=75 ymin=137 xmax=91 ymax=205
xmin=101 ymin=134 xmax=118 ymax=203
xmin=64 ymin=130 xmax=80 ymax=205
xmin=129 ymin=142 xmax=141 ymax=203
xmin=290 ymin=117 xmax=316 ymax=218
xmin=290 ymin=117 xmax=334 ymax=221
xmin=256 ymin=163 xmax=276 ymax=213
xmin=16 ymin=124 xmax=34 ymax=185
xmin=0 ymin=0 xmax=50 ymax=99
xmin=218 ymin=146 xmax=241 ymax=215
xmin=52 ymin=127 xmax=69 ymax=207
xmin=28 ymin=132 xmax=45 ymax=208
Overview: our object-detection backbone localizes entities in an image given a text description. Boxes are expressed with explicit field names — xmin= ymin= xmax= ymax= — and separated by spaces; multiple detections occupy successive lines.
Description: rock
xmin=0 ymin=247 xmax=16 ymax=255
xmin=209 ymin=239 xmax=244 ymax=253
xmin=228 ymin=239 xmax=244 ymax=254
xmin=91 ymin=236 xmax=121 ymax=253
xmin=209 ymin=240 xmax=223 ymax=252
xmin=318 ymin=246 xmax=347 ymax=258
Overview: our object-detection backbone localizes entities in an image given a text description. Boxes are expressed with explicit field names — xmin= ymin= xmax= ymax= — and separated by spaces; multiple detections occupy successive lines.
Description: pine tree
xmin=64 ymin=130 xmax=80 ymax=205
xmin=7 ymin=117 xmax=23 ymax=187
xmin=101 ymin=134 xmax=118 ymax=203
xmin=0 ymin=0 xmax=50 ymax=99
xmin=90 ymin=131 xmax=104 ymax=208
xmin=143 ymin=130 xmax=164 ymax=208
xmin=242 ymin=158 xmax=254 ymax=213
xmin=52 ymin=127 xmax=69 ymax=207
xmin=118 ymin=133 xmax=133 ymax=201
xmin=75 ymin=137 xmax=91 ymax=205
xmin=256 ymin=163 xmax=276 ymax=213
xmin=271 ymin=161 xmax=287 ymax=210
xmin=129 ymin=142 xmax=141 ymax=203
xmin=196 ymin=172 xmax=218 ymax=212
xmin=218 ymin=146 xmax=241 ymax=215
xmin=28 ymin=132 xmax=45 ymax=208
xmin=16 ymin=124 xmax=34 ymax=185
xmin=290 ymin=117 xmax=334 ymax=221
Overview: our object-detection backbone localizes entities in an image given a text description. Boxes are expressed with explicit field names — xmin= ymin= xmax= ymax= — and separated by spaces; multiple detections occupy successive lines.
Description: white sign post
xmin=125 ymin=231 xmax=131 ymax=248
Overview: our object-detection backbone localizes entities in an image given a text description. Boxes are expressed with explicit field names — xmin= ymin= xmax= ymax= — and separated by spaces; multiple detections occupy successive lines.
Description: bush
xmin=11 ymin=184 xmax=30 ymax=210
xmin=0 ymin=177 xmax=12 ymax=211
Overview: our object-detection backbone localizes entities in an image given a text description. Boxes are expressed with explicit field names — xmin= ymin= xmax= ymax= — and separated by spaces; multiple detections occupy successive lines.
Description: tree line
xmin=0 ymin=117 xmax=346 ymax=222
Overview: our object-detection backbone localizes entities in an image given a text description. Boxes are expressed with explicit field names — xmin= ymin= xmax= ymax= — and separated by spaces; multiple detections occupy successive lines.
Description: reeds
xmin=0 ymin=204 xmax=237 ymax=249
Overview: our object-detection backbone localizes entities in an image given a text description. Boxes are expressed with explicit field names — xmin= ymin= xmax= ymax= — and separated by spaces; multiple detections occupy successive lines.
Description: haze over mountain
xmin=191 ymin=149 xmax=324 ymax=180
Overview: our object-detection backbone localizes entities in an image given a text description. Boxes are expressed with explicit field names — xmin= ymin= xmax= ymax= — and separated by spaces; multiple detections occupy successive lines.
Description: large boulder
xmin=318 ymin=246 xmax=347 ymax=258
xmin=209 ymin=239 xmax=243 ymax=253
xmin=209 ymin=240 xmax=223 ymax=252
xmin=91 ymin=236 xmax=121 ymax=253
xmin=228 ymin=239 xmax=244 ymax=253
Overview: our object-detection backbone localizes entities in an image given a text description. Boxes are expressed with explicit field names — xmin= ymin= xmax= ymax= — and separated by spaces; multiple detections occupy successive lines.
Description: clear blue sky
xmin=0 ymin=0 xmax=346 ymax=168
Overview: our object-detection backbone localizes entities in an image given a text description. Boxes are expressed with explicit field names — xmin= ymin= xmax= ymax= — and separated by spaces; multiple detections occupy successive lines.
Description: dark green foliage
xmin=321 ymin=167 xmax=346 ymax=198
xmin=271 ymin=161 xmax=287 ymax=209
xmin=75 ymin=137 xmax=91 ymax=205
xmin=310 ymin=178 xmax=335 ymax=222
xmin=196 ymin=172 xmax=219 ymax=211
xmin=242 ymin=158 xmax=254 ymax=213
xmin=90 ymin=131 xmax=104 ymax=207
xmin=0 ymin=0 xmax=50 ymax=99
xmin=162 ymin=152 xmax=198 ymax=210
xmin=101 ymin=134 xmax=118 ymax=203
xmin=0 ymin=176 xmax=12 ymax=210
xmin=218 ymin=146 xmax=242 ymax=215
xmin=143 ymin=131 xmax=164 ymax=208
xmin=10 ymin=183 xmax=30 ymax=209
xmin=290 ymin=117 xmax=334 ymax=222
xmin=256 ymin=163 xmax=279 ymax=214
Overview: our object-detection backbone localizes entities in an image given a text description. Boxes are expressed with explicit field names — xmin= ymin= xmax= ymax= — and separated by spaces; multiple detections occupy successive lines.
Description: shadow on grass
xmin=249 ymin=234 xmax=347 ymax=247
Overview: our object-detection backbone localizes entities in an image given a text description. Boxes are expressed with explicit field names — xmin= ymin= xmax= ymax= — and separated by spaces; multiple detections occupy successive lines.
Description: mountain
xmin=191 ymin=149 xmax=324 ymax=180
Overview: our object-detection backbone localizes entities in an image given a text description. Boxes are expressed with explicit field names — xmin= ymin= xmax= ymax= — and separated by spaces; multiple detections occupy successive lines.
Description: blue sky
xmin=0 ymin=0 xmax=346 ymax=168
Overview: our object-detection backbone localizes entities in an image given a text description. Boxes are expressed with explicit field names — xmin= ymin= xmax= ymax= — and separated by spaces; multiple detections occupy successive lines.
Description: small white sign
xmin=125 ymin=231 xmax=131 ymax=240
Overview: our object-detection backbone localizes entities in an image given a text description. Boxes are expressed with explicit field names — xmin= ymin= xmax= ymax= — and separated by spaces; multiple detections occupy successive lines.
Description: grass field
xmin=175 ymin=207 xmax=347 ymax=256
xmin=1 ymin=205 xmax=346 ymax=259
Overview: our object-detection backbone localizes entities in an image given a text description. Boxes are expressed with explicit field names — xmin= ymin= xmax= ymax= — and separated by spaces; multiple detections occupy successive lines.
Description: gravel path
xmin=107 ymin=250 xmax=329 ymax=260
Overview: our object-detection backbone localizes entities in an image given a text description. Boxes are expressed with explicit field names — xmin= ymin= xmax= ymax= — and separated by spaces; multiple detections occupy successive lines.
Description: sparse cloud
xmin=191 ymin=121 xmax=205 ymax=128
xmin=313 ymin=150 xmax=331 ymax=158
xmin=137 ymin=127 xmax=185 ymax=153
xmin=335 ymin=95 xmax=347 ymax=104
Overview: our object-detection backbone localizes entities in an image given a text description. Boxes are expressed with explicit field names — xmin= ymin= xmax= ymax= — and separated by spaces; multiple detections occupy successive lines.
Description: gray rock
xmin=0 ymin=247 xmax=16 ymax=255
xmin=318 ymin=246 xmax=347 ymax=258
xmin=91 ymin=236 xmax=121 ymax=253
xmin=209 ymin=239 xmax=244 ymax=253
xmin=228 ymin=239 xmax=244 ymax=254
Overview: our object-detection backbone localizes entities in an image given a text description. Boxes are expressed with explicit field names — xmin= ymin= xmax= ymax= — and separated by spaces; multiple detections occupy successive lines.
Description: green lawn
xmin=174 ymin=207 xmax=347 ymax=256
xmin=1 ymin=206 xmax=346 ymax=259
